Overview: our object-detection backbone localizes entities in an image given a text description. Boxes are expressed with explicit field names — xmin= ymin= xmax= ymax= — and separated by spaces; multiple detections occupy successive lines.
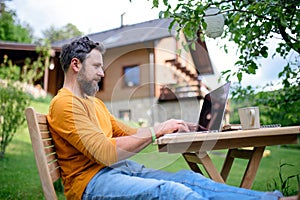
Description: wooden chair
xmin=25 ymin=107 xmax=61 ymax=200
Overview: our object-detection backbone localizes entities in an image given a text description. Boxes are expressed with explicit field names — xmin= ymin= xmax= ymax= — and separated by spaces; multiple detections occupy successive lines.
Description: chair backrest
xmin=25 ymin=107 xmax=61 ymax=200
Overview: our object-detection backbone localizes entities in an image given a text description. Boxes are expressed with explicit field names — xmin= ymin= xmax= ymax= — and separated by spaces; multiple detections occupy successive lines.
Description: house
xmin=1 ymin=18 xmax=223 ymax=125
xmin=0 ymin=40 xmax=63 ymax=96
xmin=52 ymin=18 xmax=222 ymax=125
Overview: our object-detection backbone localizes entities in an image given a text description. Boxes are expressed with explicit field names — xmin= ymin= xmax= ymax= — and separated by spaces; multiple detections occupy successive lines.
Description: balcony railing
xmin=158 ymin=83 xmax=209 ymax=102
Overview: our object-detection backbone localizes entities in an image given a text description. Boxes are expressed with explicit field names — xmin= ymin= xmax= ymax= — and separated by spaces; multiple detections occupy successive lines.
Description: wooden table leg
xmin=198 ymin=152 xmax=225 ymax=183
xmin=182 ymin=153 xmax=203 ymax=174
xmin=240 ymin=146 xmax=265 ymax=189
xmin=220 ymin=149 xmax=235 ymax=182
xmin=182 ymin=152 xmax=225 ymax=183
xmin=221 ymin=148 xmax=253 ymax=182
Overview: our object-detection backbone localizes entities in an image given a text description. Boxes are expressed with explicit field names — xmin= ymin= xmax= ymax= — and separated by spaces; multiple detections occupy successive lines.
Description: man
xmin=47 ymin=36 xmax=288 ymax=200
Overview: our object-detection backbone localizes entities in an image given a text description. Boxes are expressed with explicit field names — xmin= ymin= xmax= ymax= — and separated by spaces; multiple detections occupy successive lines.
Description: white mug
xmin=238 ymin=107 xmax=260 ymax=130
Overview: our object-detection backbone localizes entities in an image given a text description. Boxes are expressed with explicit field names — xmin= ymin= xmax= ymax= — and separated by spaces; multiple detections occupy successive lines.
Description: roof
xmin=52 ymin=18 xmax=176 ymax=49
xmin=0 ymin=40 xmax=61 ymax=52
xmin=1 ymin=18 xmax=176 ymax=51
xmin=1 ymin=18 xmax=214 ymax=76
xmin=0 ymin=40 xmax=38 ymax=51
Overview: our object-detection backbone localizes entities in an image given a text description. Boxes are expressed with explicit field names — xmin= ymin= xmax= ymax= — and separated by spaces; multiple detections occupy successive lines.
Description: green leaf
xmin=260 ymin=46 xmax=268 ymax=58
xmin=237 ymin=72 xmax=243 ymax=82
xmin=202 ymin=21 xmax=207 ymax=30
xmin=247 ymin=65 xmax=256 ymax=74
xmin=191 ymin=42 xmax=196 ymax=50
xmin=233 ymin=14 xmax=240 ymax=24
xmin=235 ymin=60 xmax=244 ymax=65
xmin=163 ymin=0 xmax=168 ymax=6
xmin=183 ymin=43 xmax=190 ymax=52
xmin=221 ymin=69 xmax=231 ymax=75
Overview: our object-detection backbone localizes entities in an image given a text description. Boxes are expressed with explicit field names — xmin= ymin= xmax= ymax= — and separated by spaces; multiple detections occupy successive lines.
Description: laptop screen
xmin=198 ymin=82 xmax=231 ymax=132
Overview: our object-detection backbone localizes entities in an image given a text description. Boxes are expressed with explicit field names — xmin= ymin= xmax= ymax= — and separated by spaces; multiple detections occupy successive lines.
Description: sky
xmin=7 ymin=0 xmax=293 ymax=90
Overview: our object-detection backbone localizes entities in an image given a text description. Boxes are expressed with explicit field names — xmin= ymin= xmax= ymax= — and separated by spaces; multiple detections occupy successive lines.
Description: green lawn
xmin=131 ymin=145 xmax=300 ymax=194
xmin=0 ymin=101 xmax=299 ymax=199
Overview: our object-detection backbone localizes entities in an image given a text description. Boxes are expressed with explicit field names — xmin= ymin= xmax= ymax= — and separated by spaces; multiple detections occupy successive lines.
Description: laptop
xmin=164 ymin=82 xmax=231 ymax=137
xmin=197 ymin=81 xmax=231 ymax=132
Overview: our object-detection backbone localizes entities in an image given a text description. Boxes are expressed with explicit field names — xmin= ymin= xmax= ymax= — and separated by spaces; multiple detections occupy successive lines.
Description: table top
xmin=157 ymin=126 xmax=300 ymax=144
xmin=156 ymin=126 xmax=300 ymax=153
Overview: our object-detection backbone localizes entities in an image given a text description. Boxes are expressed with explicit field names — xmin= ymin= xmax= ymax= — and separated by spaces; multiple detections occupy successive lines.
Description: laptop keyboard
xmin=163 ymin=130 xmax=219 ymax=138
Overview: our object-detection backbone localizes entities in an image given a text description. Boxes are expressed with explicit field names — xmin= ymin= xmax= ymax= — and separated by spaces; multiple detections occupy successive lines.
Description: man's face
xmin=77 ymin=49 xmax=104 ymax=96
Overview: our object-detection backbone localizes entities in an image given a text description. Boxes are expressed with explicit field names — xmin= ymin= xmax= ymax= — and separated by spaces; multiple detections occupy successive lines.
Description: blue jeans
xmin=82 ymin=160 xmax=282 ymax=200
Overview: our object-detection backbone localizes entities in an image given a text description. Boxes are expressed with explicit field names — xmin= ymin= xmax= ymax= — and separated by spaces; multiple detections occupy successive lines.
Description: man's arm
xmin=115 ymin=119 xmax=189 ymax=161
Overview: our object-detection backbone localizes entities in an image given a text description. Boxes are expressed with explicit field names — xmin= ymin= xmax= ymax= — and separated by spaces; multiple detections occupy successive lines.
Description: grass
xmin=0 ymin=100 xmax=299 ymax=199
xmin=131 ymin=145 xmax=300 ymax=194
xmin=0 ymin=100 xmax=66 ymax=200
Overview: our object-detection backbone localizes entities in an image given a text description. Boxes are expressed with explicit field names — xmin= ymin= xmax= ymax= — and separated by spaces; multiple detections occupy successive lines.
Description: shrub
xmin=0 ymin=82 xmax=30 ymax=158
xmin=0 ymin=43 xmax=51 ymax=158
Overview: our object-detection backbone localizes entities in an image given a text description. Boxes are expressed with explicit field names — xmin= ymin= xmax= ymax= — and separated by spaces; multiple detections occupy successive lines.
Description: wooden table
xmin=156 ymin=126 xmax=300 ymax=189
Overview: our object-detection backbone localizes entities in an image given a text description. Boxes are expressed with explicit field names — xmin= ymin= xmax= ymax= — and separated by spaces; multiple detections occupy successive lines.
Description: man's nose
xmin=97 ymin=68 xmax=105 ymax=77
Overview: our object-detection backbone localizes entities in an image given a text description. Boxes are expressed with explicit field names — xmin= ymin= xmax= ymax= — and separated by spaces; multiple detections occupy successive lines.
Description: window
xmin=123 ymin=65 xmax=140 ymax=87
xmin=119 ymin=110 xmax=131 ymax=121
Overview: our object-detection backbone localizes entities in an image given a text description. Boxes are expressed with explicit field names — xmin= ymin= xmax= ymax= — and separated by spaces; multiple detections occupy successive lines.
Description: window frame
xmin=122 ymin=65 xmax=141 ymax=88
xmin=119 ymin=109 xmax=131 ymax=121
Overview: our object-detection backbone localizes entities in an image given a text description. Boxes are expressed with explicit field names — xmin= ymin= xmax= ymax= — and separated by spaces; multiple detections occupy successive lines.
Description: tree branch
xmin=277 ymin=20 xmax=300 ymax=54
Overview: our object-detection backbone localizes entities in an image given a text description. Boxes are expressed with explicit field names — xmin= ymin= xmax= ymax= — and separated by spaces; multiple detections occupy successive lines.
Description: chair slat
xmin=36 ymin=113 xmax=47 ymax=123
xmin=44 ymin=146 xmax=56 ymax=155
xmin=48 ymin=155 xmax=60 ymax=182
xmin=38 ymin=124 xmax=49 ymax=132
xmin=43 ymin=139 xmax=54 ymax=148
xmin=40 ymin=131 xmax=52 ymax=139
xmin=48 ymin=161 xmax=60 ymax=181
xmin=46 ymin=152 xmax=58 ymax=163
xmin=50 ymin=168 xmax=61 ymax=182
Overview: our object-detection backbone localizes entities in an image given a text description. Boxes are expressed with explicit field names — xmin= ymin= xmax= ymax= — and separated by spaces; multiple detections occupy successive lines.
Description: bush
xmin=0 ymin=45 xmax=50 ymax=158
xmin=0 ymin=82 xmax=30 ymax=158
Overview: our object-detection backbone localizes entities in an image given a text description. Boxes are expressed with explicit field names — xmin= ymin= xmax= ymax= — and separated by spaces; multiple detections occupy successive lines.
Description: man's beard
xmin=77 ymin=68 xmax=99 ymax=96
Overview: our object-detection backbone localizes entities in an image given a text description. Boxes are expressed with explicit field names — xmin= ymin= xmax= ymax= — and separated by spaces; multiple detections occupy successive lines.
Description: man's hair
xmin=60 ymin=36 xmax=105 ymax=73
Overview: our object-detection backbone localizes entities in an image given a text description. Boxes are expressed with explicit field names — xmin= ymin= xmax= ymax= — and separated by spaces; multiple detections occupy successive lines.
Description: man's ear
xmin=70 ymin=58 xmax=81 ymax=72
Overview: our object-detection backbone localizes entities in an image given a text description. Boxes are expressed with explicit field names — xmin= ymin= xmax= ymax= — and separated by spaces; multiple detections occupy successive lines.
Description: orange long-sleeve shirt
xmin=47 ymin=88 xmax=137 ymax=199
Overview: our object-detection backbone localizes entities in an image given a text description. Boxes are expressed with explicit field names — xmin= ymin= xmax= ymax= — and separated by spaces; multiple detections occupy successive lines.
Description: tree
xmin=0 ymin=0 xmax=33 ymax=42
xmin=150 ymin=0 xmax=299 ymax=84
xmin=42 ymin=23 xmax=83 ymax=43
xmin=229 ymin=89 xmax=300 ymax=126
xmin=146 ymin=0 xmax=299 ymax=124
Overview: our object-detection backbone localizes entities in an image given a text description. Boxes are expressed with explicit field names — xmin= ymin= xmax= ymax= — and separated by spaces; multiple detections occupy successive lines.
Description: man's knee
xmin=158 ymin=181 xmax=202 ymax=200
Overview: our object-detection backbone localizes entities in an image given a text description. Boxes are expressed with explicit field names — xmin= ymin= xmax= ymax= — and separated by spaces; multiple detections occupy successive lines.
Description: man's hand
xmin=153 ymin=119 xmax=190 ymax=138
